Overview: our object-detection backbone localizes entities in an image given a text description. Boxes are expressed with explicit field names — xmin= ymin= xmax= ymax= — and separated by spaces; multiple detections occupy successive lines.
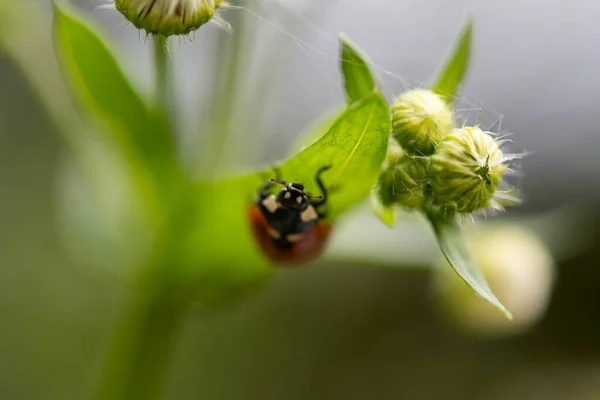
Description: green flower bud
xmin=115 ymin=0 xmax=223 ymax=36
xmin=391 ymin=89 xmax=454 ymax=155
xmin=383 ymin=139 xmax=404 ymax=168
xmin=433 ymin=225 xmax=555 ymax=338
xmin=377 ymin=149 xmax=429 ymax=209
xmin=430 ymin=127 xmax=506 ymax=214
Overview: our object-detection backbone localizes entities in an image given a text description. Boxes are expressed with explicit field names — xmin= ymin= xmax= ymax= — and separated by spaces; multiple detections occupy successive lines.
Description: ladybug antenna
xmin=270 ymin=179 xmax=287 ymax=188
xmin=306 ymin=193 xmax=323 ymax=199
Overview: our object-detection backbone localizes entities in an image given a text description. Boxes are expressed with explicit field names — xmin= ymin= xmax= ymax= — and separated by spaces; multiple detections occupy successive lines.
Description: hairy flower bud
xmin=377 ymin=148 xmax=429 ymax=209
xmin=114 ymin=0 xmax=223 ymax=36
xmin=383 ymin=139 xmax=404 ymax=168
xmin=430 ymin=127 xmax=506 ymax=214
xmin=391 ymin=89 xmax=454 ymax=155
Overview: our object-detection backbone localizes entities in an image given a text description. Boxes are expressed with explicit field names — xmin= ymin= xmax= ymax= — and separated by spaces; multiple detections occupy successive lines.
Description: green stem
xmin=153 ymin=35 xmax=173 ymax=120
xmin=96 ymin=39 xmax=186 ymax=400
xmin=96 ymin=286 xmax=189 ymax=400
xmin=199 ymin=11 xmax=249 ymax=176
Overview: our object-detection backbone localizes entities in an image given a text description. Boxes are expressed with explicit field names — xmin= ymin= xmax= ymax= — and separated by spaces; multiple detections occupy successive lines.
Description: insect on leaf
xmin=275 ymin=92 xmax=391 ymax=219
xmin=185 ymin=91 xmax=391 ymax=275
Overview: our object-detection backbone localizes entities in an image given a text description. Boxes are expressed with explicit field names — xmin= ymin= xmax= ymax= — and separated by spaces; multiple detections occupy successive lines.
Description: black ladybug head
xmin=277 ymin=182 xmax=309 ymax=211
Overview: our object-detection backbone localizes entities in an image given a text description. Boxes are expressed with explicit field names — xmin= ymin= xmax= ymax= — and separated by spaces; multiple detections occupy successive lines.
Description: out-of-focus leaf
xmin=432 ymin=18 xmax=473 ymax=104
xmin=53 ymin=2 xmax=176 ymax=185
xmin=0 ymin=2 xmax=158 ymax=280
xmin=428 ymin=214 xmax=512 ymax=319
xmin=0 ymin=0 xmax=80 ymax=144
xmin=340 ymin=33 xmax=377 ymax=103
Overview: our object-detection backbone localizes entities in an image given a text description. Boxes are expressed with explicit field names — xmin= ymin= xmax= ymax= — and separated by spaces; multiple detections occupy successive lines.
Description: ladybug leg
xmin=310 ymin=165 xmax=332 ymax=214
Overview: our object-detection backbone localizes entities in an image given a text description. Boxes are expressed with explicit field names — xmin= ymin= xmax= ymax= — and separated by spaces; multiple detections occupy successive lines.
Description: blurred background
xmin=1 ymin=0 xmax=600 ymax=398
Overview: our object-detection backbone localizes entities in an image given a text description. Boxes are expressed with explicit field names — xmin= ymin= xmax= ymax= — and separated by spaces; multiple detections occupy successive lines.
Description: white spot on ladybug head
xmin=261 ymin=195 xmax=279 ymax=213
xmin=284 ymin=192 xmax=291 ymax=199
xmin=296 ymin=196 xmax=303 ymax=204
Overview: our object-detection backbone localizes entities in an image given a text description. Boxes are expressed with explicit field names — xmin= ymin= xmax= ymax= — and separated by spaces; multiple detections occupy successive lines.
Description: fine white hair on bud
xmin=114 ymin=0 xmax=223 ymax=36
xmin=429 ymin=126 xmax=507 ymax=214
xmin=391 ymin=89 xmax=454 ymax=155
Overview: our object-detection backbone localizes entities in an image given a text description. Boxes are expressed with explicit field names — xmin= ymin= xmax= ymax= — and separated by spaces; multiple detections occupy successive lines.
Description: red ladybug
xmin=248 ymin=166 xmax=332 ymax=265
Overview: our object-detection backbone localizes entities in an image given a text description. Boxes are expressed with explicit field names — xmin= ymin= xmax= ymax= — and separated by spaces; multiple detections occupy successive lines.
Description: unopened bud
xmin=377 ymin=148 xmax=429 ymax=209
xmin=430 ymin=127 xmax=506 ymax=214
xmin=115 ymin=0 xmax=223 ymax=36
xmin=391 ymin=89 xmax=454 ymax=155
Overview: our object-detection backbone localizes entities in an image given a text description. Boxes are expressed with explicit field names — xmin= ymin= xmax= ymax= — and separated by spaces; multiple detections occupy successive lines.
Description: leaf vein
xmin=335 ymin=103 xmax=376 ymax=179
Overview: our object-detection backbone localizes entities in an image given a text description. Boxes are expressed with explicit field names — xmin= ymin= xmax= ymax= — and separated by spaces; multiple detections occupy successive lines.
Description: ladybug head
xmin=277 ymin=182 xmax=309 ymax=211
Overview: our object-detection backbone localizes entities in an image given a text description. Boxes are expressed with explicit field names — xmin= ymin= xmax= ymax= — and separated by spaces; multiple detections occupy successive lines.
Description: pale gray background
xmin=72 ymin=0 xmax=600 ymax=211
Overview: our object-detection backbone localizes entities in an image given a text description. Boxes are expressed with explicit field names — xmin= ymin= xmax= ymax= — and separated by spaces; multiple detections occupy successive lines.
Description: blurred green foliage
xmin=49 ymin=2 xmax=393 ymax=398
xmin=0 ymin=1 xmax=573 ymax=399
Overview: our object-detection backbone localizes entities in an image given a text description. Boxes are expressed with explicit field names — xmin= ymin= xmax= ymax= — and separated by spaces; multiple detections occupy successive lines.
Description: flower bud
xmin=429 ymin=127 xmax=506 ymax=214
xmin=114 ymin=0 xmax=223 ymax=36
xmin=391 ymin=89 xmax=454 ymax=155
xmin=383 ymin=139 xmax=404 ymax=168
xmin=377 ymin=148 xmax=429 ymax=209
xmin=432 ymin=225 xmax=555 ymax=338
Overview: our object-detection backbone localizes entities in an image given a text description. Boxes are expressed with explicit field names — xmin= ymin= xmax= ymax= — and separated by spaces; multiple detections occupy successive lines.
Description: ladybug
xmin=248 ymin=165 xmax=332 ymax=265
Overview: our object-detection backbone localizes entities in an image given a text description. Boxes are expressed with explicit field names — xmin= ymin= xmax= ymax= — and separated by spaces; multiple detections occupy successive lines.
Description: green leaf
xmin=292 ymin=35 xmax=380 ymax=152
xmin=432 ymin=18 xmax=473 ymax=104
xmin=370 ymin=189 xmax=395 ymax=227
xmin=271 ymin=92 xmax=391 ymax=219
xmin=178 ymin=91 xmax=391 ymax=279
xmin=340 ymin=33 xmax=377 ymax=103
xmin=289 ymin=105 xmax=345 ymax=153
xmin=428 ymin=214 xmax=512 ymax=319
xmin=53 ymin=2 xmax=176 ymax=183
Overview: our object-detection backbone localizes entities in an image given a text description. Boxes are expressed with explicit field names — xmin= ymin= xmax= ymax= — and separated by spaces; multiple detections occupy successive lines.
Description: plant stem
xmin=96 ymin=286 xmax=189 ymax=400
xmin=200 ymin=11 xmax=249 ymax=176
xmin=96 ymin=35 xmax=188 ymax=400
xmin=153 ymin=35 xmax=173 ymax=121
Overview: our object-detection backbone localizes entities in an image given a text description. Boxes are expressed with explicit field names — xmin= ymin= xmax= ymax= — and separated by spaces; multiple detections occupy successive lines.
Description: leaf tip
xmin=338 ymin=32 xmax=360 ymax=55
xmin=338 ymin=32 xmax=360 ymax=49
xmin=338 ymin=32 xmax=350 ymax=42
xmin=461 ymin=15 xmax=474 ymax=45
xmin=52 ymin=0 xmax=69 ymax=14
xmin=463 ymin=13 xmax=474 ymax=29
